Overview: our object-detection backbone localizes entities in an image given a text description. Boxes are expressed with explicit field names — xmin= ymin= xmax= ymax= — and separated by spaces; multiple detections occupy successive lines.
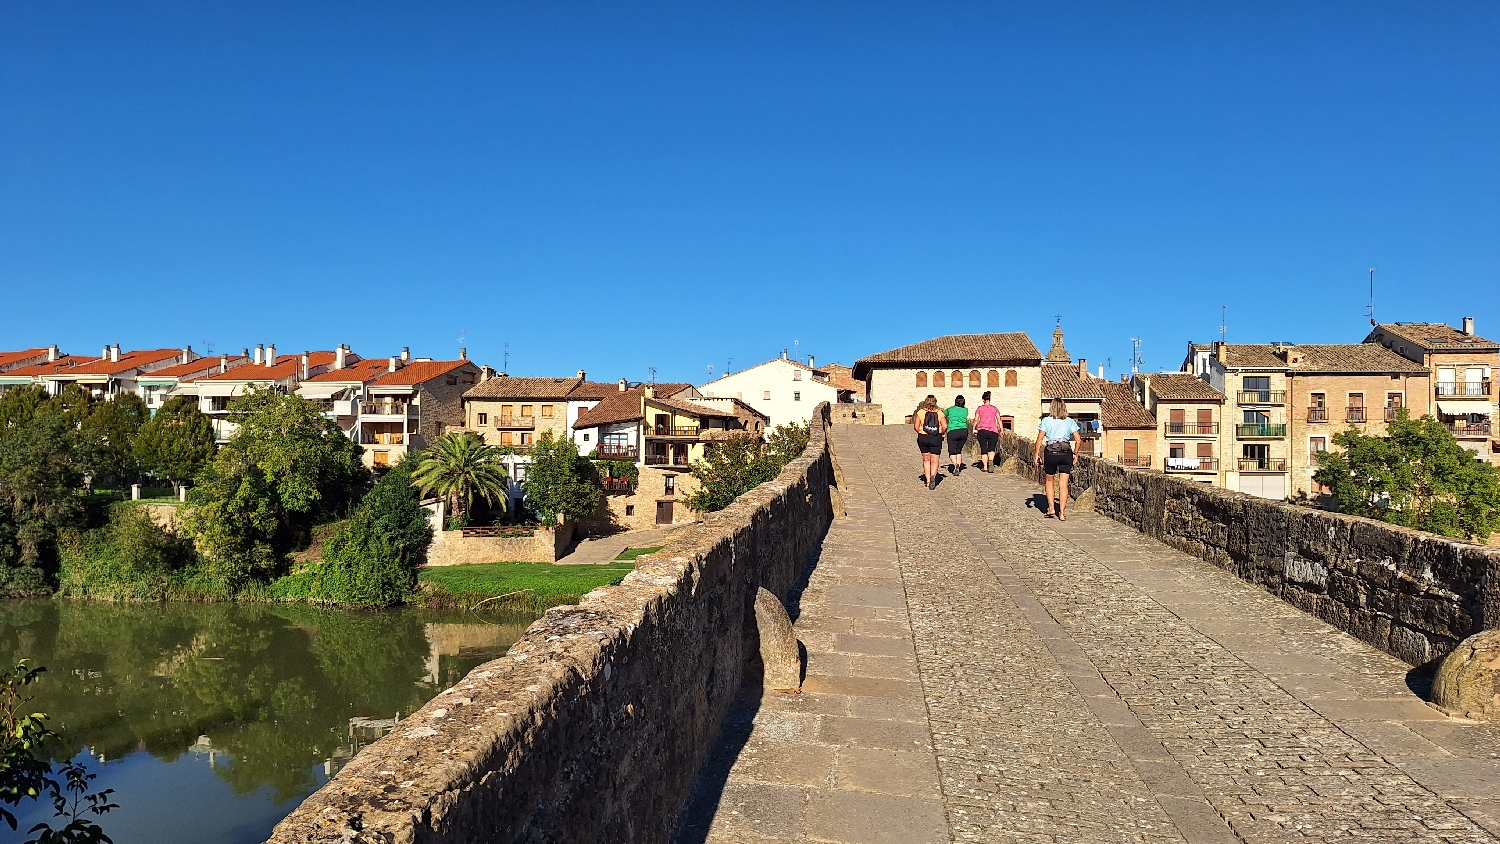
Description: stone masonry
xmin=681 ymin=424 xmax=1500 ymax=843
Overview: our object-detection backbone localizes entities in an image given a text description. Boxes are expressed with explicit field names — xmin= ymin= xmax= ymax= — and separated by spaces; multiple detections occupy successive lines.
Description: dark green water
xmin=0 ymin=599 xmax=532 ymax=844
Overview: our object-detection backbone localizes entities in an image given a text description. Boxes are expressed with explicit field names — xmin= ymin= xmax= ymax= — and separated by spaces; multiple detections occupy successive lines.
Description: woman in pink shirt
xmin=973 ymin=391 xmax=1002 ymax=473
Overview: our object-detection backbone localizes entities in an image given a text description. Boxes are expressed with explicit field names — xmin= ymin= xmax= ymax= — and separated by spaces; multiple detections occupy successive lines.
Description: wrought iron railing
xmin=1115 ymin=455 xmax=1153 ymax=468
xmin=594 ymin=445 xmax=638 ymax=460
xmin=644 ymin=454 xmax=690 ymax=466
xmin=1238 ymin=457 xmax=1288 ymax=472
xmin=1306 ymin=409 xmax=1328 ymax=422
xmin=1436 ymin=381 xmax=1491 ymax=397
xmin=1345 ymin=408 xmax=1367 ymax=423
xmin=1235 ymin=423 xmax=1287 ymax=438
xmin=1450 ymin=422 xmax=1493 ymax=437
xmin=651 ymin=426 xmax=700 ymax=437
xmin=1237 ymin=391 xmax=1286 ymax=405
xmin=1165 ymin=422 xmax=1218 ymax=435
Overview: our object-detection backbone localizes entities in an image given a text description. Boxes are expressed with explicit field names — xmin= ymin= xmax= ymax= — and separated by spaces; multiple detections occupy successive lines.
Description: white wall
xmin=868 ymin=365 xmax=1041 ymax=428
xmin=697 ymin=358 xmax=837 ymax=428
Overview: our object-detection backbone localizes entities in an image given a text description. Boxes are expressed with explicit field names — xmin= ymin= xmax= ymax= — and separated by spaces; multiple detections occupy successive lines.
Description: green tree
xmin=0 ymin=386 xmax=48 ymax=430
xmin=76 ymin=394 xmax=148 ymax=487
xmin=521 ymin=431 xmax=601 ymax=527
xmin=684 ymin=422 xmax=809 ymax=514
xmin=133 ymin=397 xmax=216 ymax=491
xmin=1313 ymin=411 xmax=1500 ymax=540
xmin=410 ymin=432 xmax=508 ymax=526
xmin=0 ymin=412 xmax=85 ymax=588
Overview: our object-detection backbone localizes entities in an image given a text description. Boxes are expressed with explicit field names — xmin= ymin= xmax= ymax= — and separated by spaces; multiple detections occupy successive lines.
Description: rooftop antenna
xmin=458 ymin=328 xmax=466 ymax=353
xmin=648 ymin=366 xmax=657 ymax=384
xmin=794 ymin=340 xmax=800 ymax=363
xmin=201 ymin=339 xmax=215 ymax=355
xmin=707 ymin=364 xmax=714 ymax=381
xmin=726 ymin=357 xmax=732 ymax=375
xmin=1366 ymin=268 xmax=1377 ymax=326
xmin=1220 ymin=305 xmax=1228 ymax=344
xmin=1130 ymin=338 xmax=1143 ymax=375
xmin=502 ymin=341 xmax=509 ymax=373
xmin=1105 ymin=357 xmax=1112 ymax=379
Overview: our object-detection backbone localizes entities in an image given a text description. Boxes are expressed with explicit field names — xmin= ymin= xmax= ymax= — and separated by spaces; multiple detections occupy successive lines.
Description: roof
xmin=572 ymin=388 xmax=645 ymax=429
xmin=1371 ymin=323 xmax=1500 ymax=352
xmin=649 ymin=395 xmax=736 ymax=419
xmin=1041 ymin=365 xmax=1105 ymax=400
xmin=200 ymin=351 xmax=338 ymax=381
xmin=140 ymin=355 xmax=250 ymax=380
xmin=1286 ymin=344 xmax=1429 ymax=373
xmin=822 ymin=363 xmax=863 ymax=395
xmin=852 ymin=333 xmax=1043 ymax=379
xmin=569 ymin=381 xmax=625 ymax=400
xmin=0 ymin=349 xmax=48 ymax=370
xmin=1220 ymin=344 xmax=1291 ymax=369
xmin=4 ymin=349 xmax=181 ymax=378
xmin=1146 ymin=373 xmax=1226 ymax=402
xmin=302 ymin=358 xmax=391 ymax=383
xmin=1100 ymin=381 xmax=1157 ymax=429
xmin=464 ymin=376 xmax=584 ymax=400
xmin=2 ymin=355 xmax=97 ymax=378
xmin=372 ymin=359 xmax=472 ymax=386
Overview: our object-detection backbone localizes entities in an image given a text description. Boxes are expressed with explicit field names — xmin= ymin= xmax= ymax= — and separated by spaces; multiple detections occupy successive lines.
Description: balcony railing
xmin=602 ymin=478 xmax=633 ymax=494
xmin=1346 ymin=408 xmax=1367 ymax=423
xmin=1306 ymin=409 xmax=1328 ymax=423
xmin=360 ymin=432 xmax=404 ymax=445
xmin=1163 ymin=457 xmax=1218 ymax=472
xmin=494 ymin=416 xmax=536 ymax=429
xmin=594 ymin=445 xmax=639 ymax=460
xmin=644 ymin=454 xmax=691 ymax=467
xmin=360 ymin=401 xmax=412 ymax=416
xmin=1165 ymin=422 xmax=1218 ymax=435
xmin=1450 ymin=422 xmax=1493 ymax=438
xmin=1236 ymin=423 xmax=1287 ymax=438
xmin=1238 ymin=457 xmax=1288 ymax=472
xmin=1437 ymin=381 xmax=1491 ymax=397
xmin=1384 ymin=407 xmax=1403 ymax=421
xmin=651 ymin=426 xmax=700 ymax=437
xmin=1115 ymin=455 xmax=1153 ymax=468
xmin=1237 ymin=391 xmax=1287 ymax=405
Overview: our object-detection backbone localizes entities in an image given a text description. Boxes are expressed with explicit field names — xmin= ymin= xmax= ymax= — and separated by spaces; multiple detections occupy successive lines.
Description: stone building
xmin=1099 ymin=380 xmax=1159 ymax=470
xmin=852 ymin=332 xmax=1043 ymax=431
xmin=1365 ymin=319 xmax=1498 ymax=464
xmin=1133 ymin=372 xmax=1228 ymax=485
xmin=1189 ymin=342 xmax=1294 ymax=499
xmin=695 ymin=351 xmax=838 ymax=428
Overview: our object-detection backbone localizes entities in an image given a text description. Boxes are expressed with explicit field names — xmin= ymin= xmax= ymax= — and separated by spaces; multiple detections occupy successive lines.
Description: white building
xmin=696 ymin=352 xmax=837 ymax=429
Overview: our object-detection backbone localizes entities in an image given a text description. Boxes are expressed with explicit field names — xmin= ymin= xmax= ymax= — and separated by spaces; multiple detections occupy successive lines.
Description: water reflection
xmin=0 ymin=599 xmax=531 ymax=844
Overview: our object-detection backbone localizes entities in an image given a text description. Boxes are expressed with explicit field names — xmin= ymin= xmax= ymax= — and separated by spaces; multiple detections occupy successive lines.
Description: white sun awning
xmin=1437 ymin=400 xmax=1491 ymax=416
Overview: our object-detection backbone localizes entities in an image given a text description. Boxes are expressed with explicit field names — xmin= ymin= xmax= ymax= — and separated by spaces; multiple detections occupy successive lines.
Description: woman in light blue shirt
xmin=1032 ymin=399 xmax=1082 ymax=520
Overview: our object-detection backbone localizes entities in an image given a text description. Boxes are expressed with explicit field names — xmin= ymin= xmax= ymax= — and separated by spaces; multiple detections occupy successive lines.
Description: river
xmin=0 ymin=599 xmax=533 ymax=844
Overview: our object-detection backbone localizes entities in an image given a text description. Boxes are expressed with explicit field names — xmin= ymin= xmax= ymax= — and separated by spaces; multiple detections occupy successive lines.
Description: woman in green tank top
xmin=944 ymin=396 xmax=971 ymax=475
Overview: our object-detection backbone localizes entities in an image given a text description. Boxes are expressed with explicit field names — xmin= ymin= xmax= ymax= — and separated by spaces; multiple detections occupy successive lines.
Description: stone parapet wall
xmin=265 ymin=403 xmax=834 ymax=844
xmin=995 ymin=433 xmax=1500 ymax=666
xmin=425 ymin=520 xmax=575 ymax=565
xmin=830 ymin=403 xmax=883 ymax=425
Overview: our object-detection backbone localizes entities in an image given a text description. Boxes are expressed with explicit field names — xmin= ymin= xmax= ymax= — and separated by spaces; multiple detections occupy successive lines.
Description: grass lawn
xmin=418 ymin=561 xmax=636 ymax=611
xmin=614 ymin=545 xmax=663 ymax=561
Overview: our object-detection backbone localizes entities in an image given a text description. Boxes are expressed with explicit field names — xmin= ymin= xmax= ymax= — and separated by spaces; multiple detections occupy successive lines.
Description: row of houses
xmin=852 ymin=316 xmax=1498 ymax=501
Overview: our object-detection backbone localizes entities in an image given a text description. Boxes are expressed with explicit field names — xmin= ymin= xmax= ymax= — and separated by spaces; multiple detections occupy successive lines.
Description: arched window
xmin=915 ymin=371 xmax=927 ymax=388
xmin=987 ymin=370 xmax=1000 ymax=387
xmin=933 ymin=371 xmax=945 ymax=388
xmin=1005 ymin=370 xmax=1018 ymax=387
xmin=969 ymin=370 xmax=981 ymax=387
xmin=951 ymin=370 xmax=963 ymax=387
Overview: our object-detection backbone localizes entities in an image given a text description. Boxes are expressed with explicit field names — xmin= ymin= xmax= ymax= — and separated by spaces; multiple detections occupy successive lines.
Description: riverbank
xmin=413 ymin=547 xmax=660 ymax=612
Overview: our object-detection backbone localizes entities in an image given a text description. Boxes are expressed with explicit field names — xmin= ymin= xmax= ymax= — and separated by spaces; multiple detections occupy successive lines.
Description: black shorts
xmin=975 ymin=430 xmax=999 ymax=453
xmin=947 ymin=430 xmax=968 ymax=456
xmin=1044 ymin=447 xmax=1074 ymax=475
xmin=917 ymin=434 xmax=943 ymax=455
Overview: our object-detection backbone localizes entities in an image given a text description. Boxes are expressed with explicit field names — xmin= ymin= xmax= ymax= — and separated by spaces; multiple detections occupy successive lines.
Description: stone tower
xmin=1045 ymin=323 xmax=1072 ymax=364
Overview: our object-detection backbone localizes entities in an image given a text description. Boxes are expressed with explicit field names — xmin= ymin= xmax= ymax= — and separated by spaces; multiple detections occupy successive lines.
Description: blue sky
xmin=3 ymin=3 xmax=1497 ymax=384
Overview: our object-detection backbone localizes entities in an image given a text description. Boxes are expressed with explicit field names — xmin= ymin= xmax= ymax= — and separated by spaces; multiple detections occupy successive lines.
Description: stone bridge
xmin=268 ymin=416 xmax=1500 ymax=844
xmin=677 ymin=425 xmax=1500 ymax=844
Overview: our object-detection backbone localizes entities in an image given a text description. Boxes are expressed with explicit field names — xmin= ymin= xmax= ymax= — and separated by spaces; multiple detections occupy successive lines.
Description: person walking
xmin=1032 ymin=398 xmax=1082 ymax=519
xmin=973 ymin=391 xmax=1001 ymax=472
xmin=945 ymin=395 xmax=971 ymax=475
xmin=913 ymin=395 xmax=947 ymax=489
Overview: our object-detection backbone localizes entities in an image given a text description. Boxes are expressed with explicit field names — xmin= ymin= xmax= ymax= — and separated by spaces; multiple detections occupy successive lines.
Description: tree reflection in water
xmin=0 ymin=600 xmax=530 ymax=804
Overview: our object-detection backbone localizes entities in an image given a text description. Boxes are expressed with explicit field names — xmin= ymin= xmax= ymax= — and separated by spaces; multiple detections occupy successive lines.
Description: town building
xmin=1099 ymin=380 xmax=1159 ymax=470
xmin=0 ymin=347 xmax=57 ymax=375
xmin=1365 ymin=319 xmax=1498 ymax=464
xmin=136 ymin=351 xmax=248 ymax=414
xmin=820 ymin=362 xmax=866 ymax=403
xmin=0 ymin=345 xmax=185 ymax=398
xmin=1133 ymin=372 xmax=1228 ymax=485
xmin=1036 ymin=327 xmax=1157 ymax=468
xmin=185 ymin=344 xmax=346 ymax=441
xmin=852 ymin=332 xmax=1044 ymax=431
xmin=695 ymin=351 xmax=838 ymax=428
xmin=1039 ymin=363 xmax=1106 ymax=457
xmin=1189 ymin=342 xmax=1293 ymax=499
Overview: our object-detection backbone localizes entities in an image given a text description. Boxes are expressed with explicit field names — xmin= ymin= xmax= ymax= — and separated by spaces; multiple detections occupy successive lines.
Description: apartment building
xmin=1040 ymin=363 xmax=1106 ymax=457
xmin=696 ymin=351 xmax=839 ymax=427
xmin=1365 ymin=319 xmax=1498 ymax=464
xmin=1192 ymin=343 xmax=1293 ymax=499
xmin=1134 ymin=372 xmax=1227 ymax=485
xmin=0 ymin=345 xmax=184 ymax=399
xmin=186 ymin=344 xmax=344 ymax=441
xmin=853 ymin=332 xmax=1044 ymax=430
xmin=0 ymin=347 xmax=63 ymax=393
xmin=136 ymin=351 xmax=247 ymax=414
xmin=1099 ymin=380 xmax=1159 ymax=469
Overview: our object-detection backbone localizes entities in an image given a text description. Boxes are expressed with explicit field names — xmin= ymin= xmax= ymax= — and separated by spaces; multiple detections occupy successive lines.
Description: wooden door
xmin=1169 ymin=408 xmax=1184 ymax=432
xmin=1196 ymin=408 xmax=1213 ymax=428
xmin=656 ymin=501 xmax=674 ymax=525
xmin=1123 ymin=439 xmax=1139 ymax=459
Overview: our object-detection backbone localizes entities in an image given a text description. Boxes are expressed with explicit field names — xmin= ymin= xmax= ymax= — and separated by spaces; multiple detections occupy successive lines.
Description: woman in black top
xmin=912 ymin=394 xmax=947 ymax=490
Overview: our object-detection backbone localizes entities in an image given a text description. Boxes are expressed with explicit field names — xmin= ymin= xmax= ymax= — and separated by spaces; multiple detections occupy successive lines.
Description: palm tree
xmin=410 ymin=432 xmax=508 ymax=526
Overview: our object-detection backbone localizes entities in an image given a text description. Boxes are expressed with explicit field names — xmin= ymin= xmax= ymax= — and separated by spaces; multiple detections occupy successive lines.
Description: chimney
xmin=219 ymin=354 xmax=228 ymax=373
xmin=1214 ymin=341 xmax=1227 ymax=364
xmin=267 ymin=344 xmax=277 ymax=367
xmin=254 ymin=344 xmax=263 ymax=365
xmin=1078 ymin=358 xmax=1087 ymax=379
xmin=781 ymin=349 xmax=788 ymax=360
xmin=301 ymin=352 xmax=310 ymax=379
xmin=47 ymin=345 xmax=58 ymax=362
xmin=459 ymin=347 xmax=467 ymax=360
xmin=110 ymin=344 xmax=120 ymax=363
xmin=102 ymin=345 xmax=110 ymax=360
xmin=1463 ymin=316 xmax=1475 ymax=336
xmin=401 ymin=346 xmax=410 ymax=362
xmin=181 ymin=346 xmax=191 ymax=365
xmin=808 ymin=355 xmax=814 ymax=369
xmin=335 ymin=344 xmax=347 ymax=370
xmin=1099 ymin=364 xmax=1105 ymax=379
xmin=388 ymin=356 xmax=398 ymax=373
xmin=481 ymin=365 xmax=495 ymax=382
xmin=644 ymin=384 xmax=655 ymax=399
xmin=577 ymin=369 xmax=586 ymax=380
xmin=618 ymin=378 xmax=628 ymax=392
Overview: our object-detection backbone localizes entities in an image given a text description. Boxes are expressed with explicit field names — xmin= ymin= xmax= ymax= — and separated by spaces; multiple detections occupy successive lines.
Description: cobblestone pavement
xmin=680 ymin=425 xmax=1500 ymax=843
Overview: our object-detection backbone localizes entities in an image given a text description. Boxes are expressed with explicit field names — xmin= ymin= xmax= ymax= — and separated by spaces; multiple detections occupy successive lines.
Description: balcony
xmin=493 ymin=416 xmax=536 ymax=429
xmin=360 ymin=432 xmax=404 ymax=445
xmin=360 ymin=400 xmax=412 ymax=416
xmin=1437 ymin=381 xmax=1491 ymax=398
xmin=1236 ymin=424 xmax=1287 ymax=438
xmin=1164 ymin=422 xmax=1218 ymax=435
xmin=1345 ymin=408 xmax=1367 ymax=423
xmin=1450 ymin=422 xmax=1493 ymax=438
xmin=1163 ymin=457 xmax=1218 ymax=472
xmin=1385 ymin=407 xmax=1404 ymax=421
xmin=601 ymin=478 xmax=633 ymax=494
xmin=1238 ymin=457 xmax=1288 ymax=472
xmin=1306 ymin=409 xmax=1328 ymax=423
xmin=1115 ymin=455 xmax=1153 ymax=468
xmin=594 ymin=445 xmax=639 ymax=460
xmin=644 ymin=454 xmax=691 ymax=467
xmin=1237 ymin=391 xmax=1287 ymax=405
xmin=650 ymin=426 xmax=701 ymax=438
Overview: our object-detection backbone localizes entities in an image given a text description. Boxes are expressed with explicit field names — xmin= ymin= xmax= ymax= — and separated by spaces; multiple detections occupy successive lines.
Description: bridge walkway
xmin=679 ymin=424 xmax=1500 ymax=844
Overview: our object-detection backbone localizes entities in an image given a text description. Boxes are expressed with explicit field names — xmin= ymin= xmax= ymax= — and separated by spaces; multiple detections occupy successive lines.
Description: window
xmin=969 ymin=370 xmax=981 ymax=387
xmin=477 ymin=413 xmax=488 ymax=426
xmin=1244 ymin=410 xmax=1269 ymax=424
xmin=502 ymin=405 xmax=513 ymax=418
xmin=1310 ymin=392 xmax=1325 ymax=408
xmin=625 ymin=505 xmax=634 ymax=517
xmin=1387 ymin=393 xmax=1403 ymax=408
xmin=664 ymin=476 xmax=675 ymax=495
xmin=1196 ymin=442 xmax=1213 ymax=458
xmin=538 ymin=405 xmax=551 ymax=417
xmin=1005 ymin=370 xmax=1018 ymax=387
xmin=1168 ymin=408 xmax=1185 ymax=432
xmin=1169 ymin=443 xmax=1185 ymax=458
xmin=501 ymin=431 xmax=514 ymax=445
xmin=521 ymin=405 xmax=533 ymax=417
xmin=512 ymin=466 xmax=527 ymax=482
xmin=1197 ymin=408 xmax=1213 ymax=428
xmin=763 ymin=390 xmax=771 ymax=400
xmin=987 ymin=370 xmax=999 ymax=387
xmin=1000 ymin=416 xmax=1014 ymax=432
xmin=520 ymin=432 xmax=532 ymax=445
xmin=446 ymin=375 xmax=458 ymax=386
xmin=1310 ymin=437 xmax=1326 ymax=465
xmin=794 ymin=391 xmax=801 ymax=401
xmin=1347 ymin=393 xmax=1364 ymax=407
xmin=951 ymin=370 xmax=963 ymax=386
xmin=916 ymin=372 xmax=927 ymax=388
xmin=934 ymin=371 xmax=945 ymax=388
xmin=793 ymin=370 xmax=801 ymax=381
xmin=582 ymin=432 xmax=590 ymax=442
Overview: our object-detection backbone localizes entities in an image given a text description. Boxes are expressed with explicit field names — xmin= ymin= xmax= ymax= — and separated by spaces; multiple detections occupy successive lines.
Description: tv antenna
xmin=1130 ymin=338 xmax=1143 ymax=375
xmin=707 ymin=364 xmax=714 ymax=381
xmin=1220 ymin=305 xmax=1228 ymax=343
xmin=502 ymin=341 xmax=509 ymax=372
xmin=648 ymin=366 xmax=657 ymax=384
xmin=1366 ymin=268 xmax=1377 ymax=326
xmin=726 ymin=357 xmax=732 ymax=375
xmin=201 ymin=339 xmax=215 ymax=355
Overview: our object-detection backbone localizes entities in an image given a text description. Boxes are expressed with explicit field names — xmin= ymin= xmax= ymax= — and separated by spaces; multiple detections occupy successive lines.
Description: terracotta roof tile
xmin=1287 ymin=344 xmax=1429 ymax=373
xmin=54 ymin=348 xmax=182 ymax=376
xmin=1 ymin=355 xmax=96 ymax=378
xmin=0 ymin=349 xmax=49 ymax=370
xmin=570 ymin=381 xmax=625 ymax=400
xmin=852 ymin=333 xmax=1043 ymax=379
xmin=573 ymin=389 xmax=646 ymax=429
xmin=1040 ymin=365 xmax=1106 ymax=400
xmin=200 ymin=351 xmax=338 ymax=381
xmin=822 ymin=363 xmax=864 ymax=395
xmin=464 ymin=375 xmax=583 ymax=399
xmin=1221 ymin=345 xmax=1290 ymax=368
xmin=1146 ymin=373 xmax=1226 ymax=402
xmin=141 ymin=356 xmax=251 ymax=379
xmin=1100 ymin=381 xmax=1157 ymax=429
xmin=372 ymin=359 xmax=472 ymax=386
xmin=1371 ymin=323 xmax=1499 ymax=351
xmin=301 ymin=358 xmax=389 ymax=383
xmin=649 ymin=396 xmax=736 ymax=418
